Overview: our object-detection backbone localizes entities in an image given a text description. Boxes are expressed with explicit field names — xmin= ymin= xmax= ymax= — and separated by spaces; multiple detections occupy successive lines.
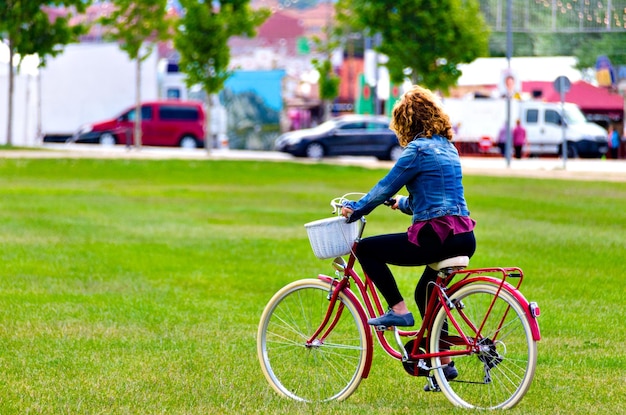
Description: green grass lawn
xmin=0 ymin=157 xmax=624 ymax=414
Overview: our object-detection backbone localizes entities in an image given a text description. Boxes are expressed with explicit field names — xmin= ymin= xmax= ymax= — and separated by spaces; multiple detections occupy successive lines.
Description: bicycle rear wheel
xmin=257 ymin=279 xmax=369 ymax=402
xmin=430 ymin=283 xmax=537 ymax=409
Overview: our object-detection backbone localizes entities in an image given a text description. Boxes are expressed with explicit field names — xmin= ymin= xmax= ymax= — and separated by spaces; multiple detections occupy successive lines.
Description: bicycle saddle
xmin=429 ymin=256 xmax=469 ymax=271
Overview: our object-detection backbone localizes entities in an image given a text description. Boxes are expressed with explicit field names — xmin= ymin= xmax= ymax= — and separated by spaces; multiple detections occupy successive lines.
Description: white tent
xmin=456 ymin=56 xmax=583 ymax=87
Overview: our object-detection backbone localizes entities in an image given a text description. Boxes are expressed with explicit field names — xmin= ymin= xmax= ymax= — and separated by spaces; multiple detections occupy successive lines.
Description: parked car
xmin=274 ymin=114 xmax=403 ymax=161
xmin=71 ymin=100 xmax=206 ymax=148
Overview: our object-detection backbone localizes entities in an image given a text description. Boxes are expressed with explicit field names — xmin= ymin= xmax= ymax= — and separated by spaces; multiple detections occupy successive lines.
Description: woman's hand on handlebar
xmin=383 ymin=198 xmax=399 ymax=210
xmin=383 ymin=196 xmax=404 ymax=210
xmin=332 ymin=193 xmax=399 ymax=221
xmin=341 ymin=206 xmax=354 ymax=218
xmin=341 ymin=196 xmax=399 ymax=219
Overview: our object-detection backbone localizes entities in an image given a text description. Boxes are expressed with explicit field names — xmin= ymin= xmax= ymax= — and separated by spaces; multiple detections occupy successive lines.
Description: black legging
xmin=355 ymin=225 xmax=476 ymax=318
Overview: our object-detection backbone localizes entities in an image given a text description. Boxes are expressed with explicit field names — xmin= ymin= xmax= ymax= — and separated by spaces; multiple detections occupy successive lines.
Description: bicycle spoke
xmin=258 ymin=280 xmax=368 ymax=402
xmin=430 ymin=283 xmax=537 ymax=409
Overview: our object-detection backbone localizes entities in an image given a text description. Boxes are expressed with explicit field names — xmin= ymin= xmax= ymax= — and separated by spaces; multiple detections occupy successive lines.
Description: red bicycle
xmin=257 ymin=194 xmax=541 ymax=409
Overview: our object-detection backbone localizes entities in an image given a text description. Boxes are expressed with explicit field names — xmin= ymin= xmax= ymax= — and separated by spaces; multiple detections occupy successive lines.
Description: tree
xmin=311 ymin=17 xmax=341 ymax=122
xmin=101 ymin=0 xmax=171 ymax=148
xmin=481 ymin=0 xmax=626 ymax=65
xmin=312 ymin=58 xmax=340 ymax=121
xmin=573 ymin=32 xmax=626 ymax=69
xmin=173 ymin=0 xmax=269 ymax=150
xmin=336 ymin=0 xmax=490 ymax=93
xmin=0 ymin=1 xmax=87 ymax=146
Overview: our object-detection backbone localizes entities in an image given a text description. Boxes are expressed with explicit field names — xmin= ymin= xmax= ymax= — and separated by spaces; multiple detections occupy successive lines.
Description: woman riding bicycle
xmin=340 ymin=84 xmax=476 ymax=334
xmin=259 ymin=95 xmax=540 ymax=404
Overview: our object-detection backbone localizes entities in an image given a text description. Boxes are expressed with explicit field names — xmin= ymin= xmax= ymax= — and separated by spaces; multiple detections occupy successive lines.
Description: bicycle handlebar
xmin=330 ymin=193 xmax=396 ymax=215
xmin=329 ymin=193 xmax=365 ymax=215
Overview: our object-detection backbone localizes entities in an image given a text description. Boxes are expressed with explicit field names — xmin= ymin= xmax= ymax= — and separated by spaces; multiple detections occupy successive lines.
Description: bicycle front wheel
xmin=257 ymin=279 xmax=369 ymax=402
xmin=430 ymin=283 xmax=538 ymax=409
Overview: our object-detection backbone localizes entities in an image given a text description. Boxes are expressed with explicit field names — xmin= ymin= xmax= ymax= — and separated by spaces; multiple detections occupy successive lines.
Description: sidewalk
xmin=2 ymin=144 xmax=626 ymax=182
xmin=459 ymin=156 xmax=626 ymax=181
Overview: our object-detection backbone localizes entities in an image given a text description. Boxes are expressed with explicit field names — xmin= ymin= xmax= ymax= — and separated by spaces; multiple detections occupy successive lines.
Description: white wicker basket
xmin=304 ymin=216 xmax=361 ymax=259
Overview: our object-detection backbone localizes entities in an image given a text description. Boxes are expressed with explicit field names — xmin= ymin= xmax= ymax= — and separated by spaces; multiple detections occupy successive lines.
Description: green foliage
xmin=312 ymin=58 xmax=339 ymax=121
xmin=336 ymin=0 xmax=490 ymax=91
xmin=174 ymin=0 xmax=270 ymax=96
xmin=573 ymin=32 xmax=626 ymax=67
xmin=100 ymin=0 xmax=171 ymax=61
xmin=0 ymin=1 xmax=88 ymax=66
xmin=481 ymin=0 xmax=626 ymax=65
xmin=99 ymin=0 xmax=171 ymax=148
xmin=0 ymin=1 xmax=88 ymax=145
xmin=309 ymin=18 xmax=342 ymax=119
xmin=489 ymin=30 xmax=626 ymax=65
xmin=0 ymin=157 xmax=624 ymax=413
xmin=313 ymin=58 xmax=340 ymax=100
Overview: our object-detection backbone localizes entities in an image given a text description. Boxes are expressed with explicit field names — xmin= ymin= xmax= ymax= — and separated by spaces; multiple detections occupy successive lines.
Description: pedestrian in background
xmin=512 ymin=119 xmax=526 ymax=159
xmin=497 ymin=124 xmax=507 ymax=156
xmin=608 ymin=124 xmax=620 ymax=159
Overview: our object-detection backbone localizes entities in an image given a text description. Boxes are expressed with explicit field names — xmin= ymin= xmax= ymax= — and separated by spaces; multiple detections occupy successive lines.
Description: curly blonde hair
xmin=389 ymin=85 xmax=453 ymax=146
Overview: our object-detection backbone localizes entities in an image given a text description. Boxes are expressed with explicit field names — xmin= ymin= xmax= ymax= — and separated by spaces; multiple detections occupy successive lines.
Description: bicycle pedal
xmin=374 ymin=325 xmax=393 ymax=331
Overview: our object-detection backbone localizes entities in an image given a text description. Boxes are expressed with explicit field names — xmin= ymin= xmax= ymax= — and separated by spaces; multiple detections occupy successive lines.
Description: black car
xmin=274 ymin=114 xmax=403 ymax=161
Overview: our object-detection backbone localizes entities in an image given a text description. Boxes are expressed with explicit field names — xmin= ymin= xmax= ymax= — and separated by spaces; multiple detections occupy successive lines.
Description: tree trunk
xmin=36 ymin=71 xmax=42 ymax=144
xmin=205 ymin=96 xmax=212 ymax=154
xmin=134 ymin=57 xmax=142 ymax=149
xmin=323 ymin=99 xmax=331 ymax=122
xmin=6 ymin=39 xmax=14 ymax=146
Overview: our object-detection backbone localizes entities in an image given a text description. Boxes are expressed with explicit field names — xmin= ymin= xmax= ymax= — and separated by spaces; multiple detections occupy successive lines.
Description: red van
xmin=71 ymin=100 xmax=206 ymax=148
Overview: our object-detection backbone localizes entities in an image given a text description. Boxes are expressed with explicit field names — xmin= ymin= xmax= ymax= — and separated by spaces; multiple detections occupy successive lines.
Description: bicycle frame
xmin=307 ymin=219 xmax=541 ymax=380
xmin=259 ymin=198 xmax=541 ymax=408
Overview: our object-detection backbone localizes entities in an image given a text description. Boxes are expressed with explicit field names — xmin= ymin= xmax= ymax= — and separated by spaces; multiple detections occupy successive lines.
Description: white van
xmin=443 ymin=98 xmax=608 ymax=158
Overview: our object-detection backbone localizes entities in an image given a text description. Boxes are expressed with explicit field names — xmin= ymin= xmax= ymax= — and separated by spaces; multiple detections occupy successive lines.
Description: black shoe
xmin=424 ymin=361 xmax=458 ymax=392
xmin=367 ymin=309 xmax=414 ymax=327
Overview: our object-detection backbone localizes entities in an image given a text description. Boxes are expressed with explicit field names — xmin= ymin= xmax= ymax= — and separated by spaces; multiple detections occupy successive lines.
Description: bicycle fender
xmin=318 ymin=275 xmax=374 ymax=378
xmin=450 ymin=277 xmax=541 ymax=341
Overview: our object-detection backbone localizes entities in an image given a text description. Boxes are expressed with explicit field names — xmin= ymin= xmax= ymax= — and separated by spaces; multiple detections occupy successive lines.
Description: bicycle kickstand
xmin=424 ymin=376 xmax=440 ymax=392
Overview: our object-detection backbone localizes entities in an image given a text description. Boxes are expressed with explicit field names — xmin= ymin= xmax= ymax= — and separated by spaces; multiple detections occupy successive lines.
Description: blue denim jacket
xmin=344 ymin=135 xmax=470 ymax=223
